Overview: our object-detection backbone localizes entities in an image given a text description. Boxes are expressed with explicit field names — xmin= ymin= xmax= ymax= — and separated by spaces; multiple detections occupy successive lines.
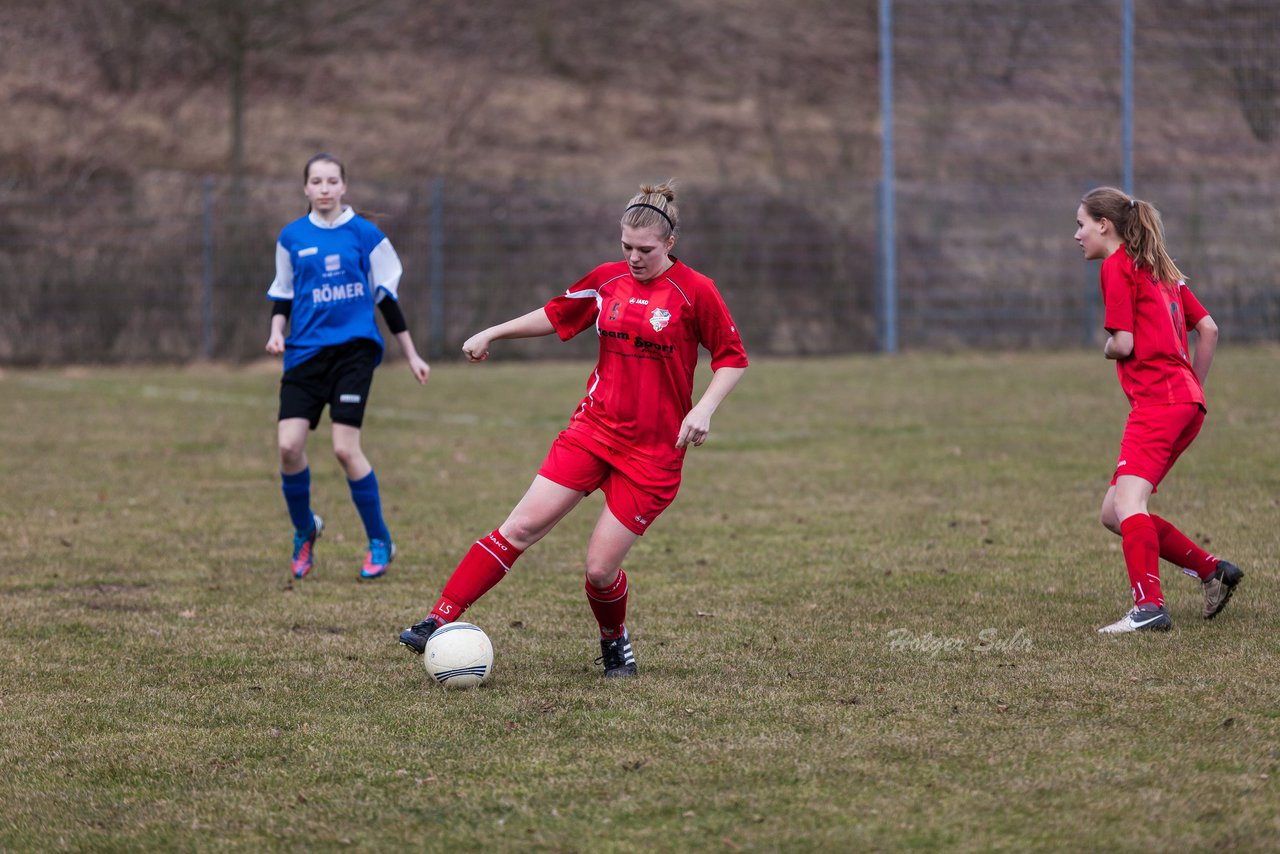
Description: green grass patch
xmin=2 ymin=349 xmax=1278 ymax=851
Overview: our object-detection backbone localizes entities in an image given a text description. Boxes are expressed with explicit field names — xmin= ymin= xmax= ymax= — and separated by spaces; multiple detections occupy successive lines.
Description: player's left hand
xmin=676 ymin=410 xmax=711 ymax=449
xmin=408 ymin=354 xmax=431 ymax=385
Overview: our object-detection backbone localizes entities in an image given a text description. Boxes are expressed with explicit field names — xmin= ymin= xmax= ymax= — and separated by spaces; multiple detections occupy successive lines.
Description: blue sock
xmin=281 ymin=468 xmax=314 ymax=534
xmin=348 ymin=471 xmax=390 ymax=543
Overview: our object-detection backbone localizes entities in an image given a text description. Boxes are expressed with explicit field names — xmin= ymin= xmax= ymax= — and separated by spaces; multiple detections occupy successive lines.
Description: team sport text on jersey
xmin=544 ymin=259 xmax=748 ymax=470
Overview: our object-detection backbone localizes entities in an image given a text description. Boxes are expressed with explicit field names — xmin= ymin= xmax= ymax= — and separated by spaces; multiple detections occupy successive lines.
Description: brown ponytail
xmin=1081 ymin=187 xmax=1185 ymax=283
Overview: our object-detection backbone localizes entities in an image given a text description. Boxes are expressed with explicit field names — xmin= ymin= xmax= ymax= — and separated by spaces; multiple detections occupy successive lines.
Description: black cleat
xmin=1202 ymin=560 xmax=1244 ymax=620
xmin=399 ymin=617 xmax=441 ymax=654
xmin=596 ymin=627 xmax=638 ymax=678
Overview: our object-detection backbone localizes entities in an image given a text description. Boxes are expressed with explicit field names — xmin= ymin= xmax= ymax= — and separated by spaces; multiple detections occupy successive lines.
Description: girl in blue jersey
xmin=266 ymin=153 xmax=430 ymax=580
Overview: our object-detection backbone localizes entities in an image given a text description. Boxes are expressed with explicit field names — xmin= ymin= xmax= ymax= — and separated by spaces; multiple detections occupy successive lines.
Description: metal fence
xmin=1 ymin=0 xmax=1277 ymax=365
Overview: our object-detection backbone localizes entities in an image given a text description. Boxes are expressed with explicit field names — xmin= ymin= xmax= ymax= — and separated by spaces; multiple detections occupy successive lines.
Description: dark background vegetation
xmin=1 ymin=0 xmax=1277 ymax=363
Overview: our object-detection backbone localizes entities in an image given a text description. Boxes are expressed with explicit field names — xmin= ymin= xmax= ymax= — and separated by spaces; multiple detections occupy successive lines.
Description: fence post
xmin=878 ymin=0 xmax=898 ymax=353
xmin=201 ymin=175 xmax=215 ymax=360
xmin=429 ymin=176 xmax=445 ymax=360
xmin=1122 ymin=0 xmax=1134 ymax=194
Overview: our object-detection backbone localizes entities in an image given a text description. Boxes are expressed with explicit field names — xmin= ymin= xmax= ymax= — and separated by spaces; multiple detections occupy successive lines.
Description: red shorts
xmin=1111 ymin=403 xmax=1205 ymax=489
xmin=537 ymin=429 xmax=681 ymax=536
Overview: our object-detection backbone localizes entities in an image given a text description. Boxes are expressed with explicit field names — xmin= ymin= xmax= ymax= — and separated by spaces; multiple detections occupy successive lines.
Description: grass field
xmin=2 ymin=348 xmax=1278 ymax=852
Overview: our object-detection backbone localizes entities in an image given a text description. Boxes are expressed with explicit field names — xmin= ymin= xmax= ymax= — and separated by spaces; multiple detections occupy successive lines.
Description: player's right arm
xmin=266 ymin=308 xmax=289 ymax=355
xmin=266 ymin=239 xmax=294 ymax=355
xmin=1100 ymin=257 xmax=1134 ymax=361
xmin=462 ymin=308 xmax=556 ymax=362
xmin=1104 ymin=329 xmax=1133 ymax=360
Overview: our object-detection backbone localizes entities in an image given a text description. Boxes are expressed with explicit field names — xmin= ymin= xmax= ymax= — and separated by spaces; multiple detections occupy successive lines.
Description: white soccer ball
xmin=423 ymin=622 xmax=494 ymax=689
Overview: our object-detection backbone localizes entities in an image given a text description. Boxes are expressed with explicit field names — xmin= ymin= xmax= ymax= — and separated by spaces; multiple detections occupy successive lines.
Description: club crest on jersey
xmin=649 ymin=308 xmax=671 ymax=332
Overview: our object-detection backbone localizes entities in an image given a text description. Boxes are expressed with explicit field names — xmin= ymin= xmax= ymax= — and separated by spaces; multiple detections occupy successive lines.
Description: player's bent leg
xmin=400 ymin=477 xmax=584 ymax=654
xmin=584 ymin=509 xmax=641 ymax=589
xmin=278 ymin=418 xmax=311 ymax=472
xmin=1099 ymin=485 xmax=1122 ymax=535
xmin=586 ymin=509 xmax=642 ymax=677
xmin=331 ymin=423 xmax=372 ymax=481
xmin=278 ymin=419 xmax=321 ymax=576
xmin=1112 ymin=475 xmax=1154 ymax=522
xmin=499 ymin=475 xmax=587 ymax=549
xmin=335 ymin=425 xmax=399 ymax=579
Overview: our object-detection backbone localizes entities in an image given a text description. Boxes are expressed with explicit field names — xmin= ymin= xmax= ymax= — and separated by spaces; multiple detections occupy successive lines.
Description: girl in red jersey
xmin=399 ymin=180 xmax=748 ymax=676
xmin=1074 ymin=186 xmax=1243 ymax=634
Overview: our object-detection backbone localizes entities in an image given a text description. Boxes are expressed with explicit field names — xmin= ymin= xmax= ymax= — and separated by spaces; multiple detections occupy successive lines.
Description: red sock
xmin=430 ymin=530 xmax=523 ymax=624
xmin=1151 ymin=515 xmax=1218 ymax=580
xmin=585 ymin=569 xmax=628 ymax=640
xmin=1120 ymin=514 xmax=1162 ymax=608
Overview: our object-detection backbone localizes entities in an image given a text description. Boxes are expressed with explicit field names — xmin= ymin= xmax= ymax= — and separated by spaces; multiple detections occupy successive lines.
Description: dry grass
xmin=1 ymin=348 xmax=1278 ymax=850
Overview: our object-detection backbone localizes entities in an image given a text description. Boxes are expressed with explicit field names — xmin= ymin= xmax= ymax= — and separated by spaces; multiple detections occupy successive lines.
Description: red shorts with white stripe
xmin=538 ymin=429 xmax=681 ymax=536
xmin=1111 ymin=403 xmax=1205 ymax=490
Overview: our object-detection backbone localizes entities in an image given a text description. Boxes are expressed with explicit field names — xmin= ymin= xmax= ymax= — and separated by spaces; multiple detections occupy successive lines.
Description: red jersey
xmin=1101 ymin=245 xmax=1208 ymax=409
xmin=544 ymin=259 xmax=749 ymax=470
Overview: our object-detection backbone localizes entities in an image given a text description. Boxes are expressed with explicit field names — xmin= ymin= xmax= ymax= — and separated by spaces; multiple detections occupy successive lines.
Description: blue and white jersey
xmin=267 ymin=206 xmax=403 ymax=371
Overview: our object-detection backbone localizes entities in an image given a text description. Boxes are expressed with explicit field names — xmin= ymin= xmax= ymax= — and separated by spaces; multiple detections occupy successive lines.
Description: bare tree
xmin=1175 ymin=0 xmax=1280 ymax=144
xmin=1215 ymin=2 xmax=1280 ymax=143
xmin=129 ymin=0 xmax=395 ymax=179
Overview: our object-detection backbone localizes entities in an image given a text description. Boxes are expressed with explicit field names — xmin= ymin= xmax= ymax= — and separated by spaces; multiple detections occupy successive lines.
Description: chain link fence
xmin=1 ymin=0 xmax=1276 ymax=365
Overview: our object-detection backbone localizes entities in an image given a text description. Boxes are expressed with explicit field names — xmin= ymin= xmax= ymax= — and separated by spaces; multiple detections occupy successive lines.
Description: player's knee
xmin=1099 ymin=498 xmax=1121 ymax=534
xmin=499 ymin=517 xmax=543 ymax=550
xmin=332 ymin=443 xmax=360 ymax=469
xmin=585 ymin=563 xmax=619 ymax=589
xmin=279 ymin=440 xmax=306 ymax=469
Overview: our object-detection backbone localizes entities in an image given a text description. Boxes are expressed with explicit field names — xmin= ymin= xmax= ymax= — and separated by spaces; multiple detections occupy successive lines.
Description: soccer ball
xmin=423 ymin=622 xmax=494 ymax=689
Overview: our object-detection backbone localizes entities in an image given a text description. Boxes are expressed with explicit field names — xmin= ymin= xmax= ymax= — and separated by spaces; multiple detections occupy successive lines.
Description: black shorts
xmin=279 ymin=340 xmax=380 ymax=429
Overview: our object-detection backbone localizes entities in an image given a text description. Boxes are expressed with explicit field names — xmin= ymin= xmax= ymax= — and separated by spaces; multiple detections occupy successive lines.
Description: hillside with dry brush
xmin=2 ymin=1 xmax=1278 ymax=362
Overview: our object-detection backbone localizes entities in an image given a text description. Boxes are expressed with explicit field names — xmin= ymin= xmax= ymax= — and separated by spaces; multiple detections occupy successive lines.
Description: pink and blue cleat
xmin=360 ymin=538 xmax=396 ymax=580
xmin=291 ymin=514 xmax=323 ymax=579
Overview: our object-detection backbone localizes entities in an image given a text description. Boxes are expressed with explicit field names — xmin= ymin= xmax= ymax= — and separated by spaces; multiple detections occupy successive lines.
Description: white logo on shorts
xmin=339 ymin=394 xmax=361 ymax=404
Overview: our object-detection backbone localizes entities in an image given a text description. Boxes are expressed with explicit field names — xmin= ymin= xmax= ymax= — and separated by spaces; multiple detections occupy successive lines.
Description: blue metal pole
xmin=429 ymin=176 xmax=445 ymax=360
xmin=878 ymin=0 xmax=897 ymax=353
xmin=1122 ymin=0 xmax=1134 ymax=194
xmin=201 ymin=175 xmax=214 ymax=360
